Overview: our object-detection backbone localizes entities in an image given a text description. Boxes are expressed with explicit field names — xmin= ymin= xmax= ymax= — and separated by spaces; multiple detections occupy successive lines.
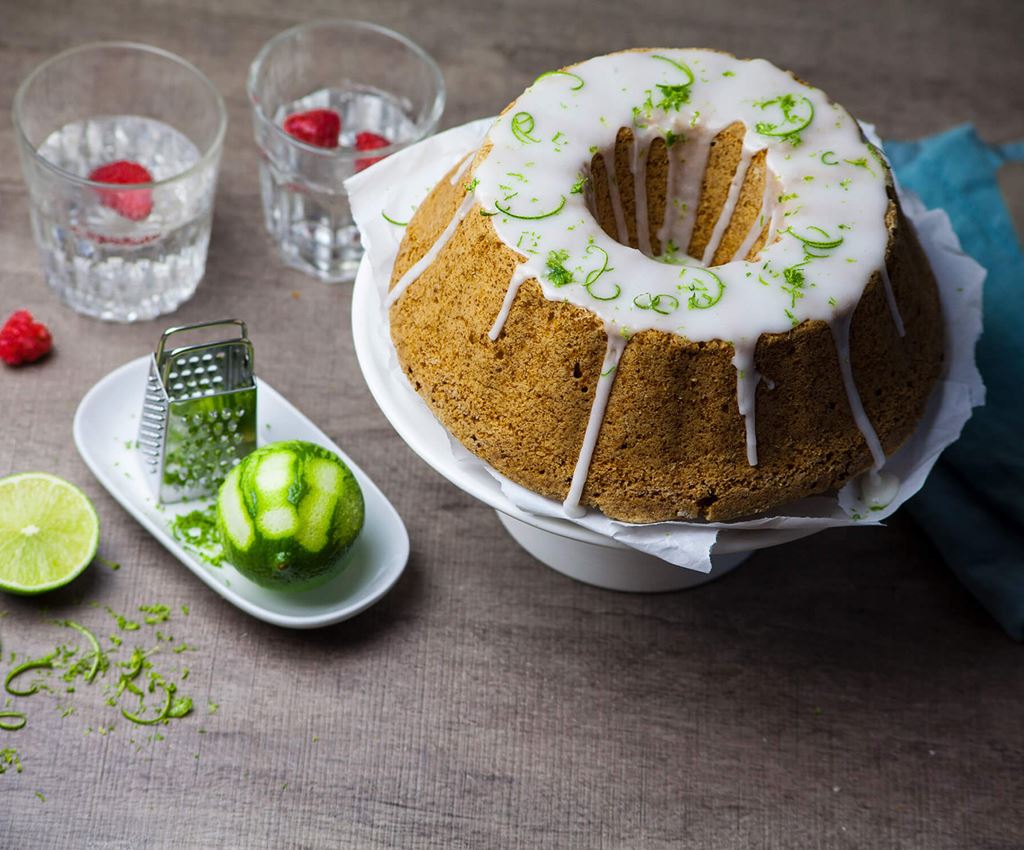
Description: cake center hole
xmin=584 ymin=123 xmax=779 ymax=267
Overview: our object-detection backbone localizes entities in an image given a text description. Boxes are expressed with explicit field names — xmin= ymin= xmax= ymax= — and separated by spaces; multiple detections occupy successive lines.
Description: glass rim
xmin=12 ymin=41 xmax=228 ymax=190
xmin=246 ymin=19 xmax=446 ymax=160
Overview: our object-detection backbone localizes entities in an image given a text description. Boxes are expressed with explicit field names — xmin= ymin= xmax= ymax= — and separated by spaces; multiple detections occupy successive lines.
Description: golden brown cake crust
xmin=387 ymin=65 xmax=944 ymax=523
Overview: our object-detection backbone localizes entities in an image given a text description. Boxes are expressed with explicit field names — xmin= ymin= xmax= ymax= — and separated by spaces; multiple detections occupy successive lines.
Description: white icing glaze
xmin=448 ymin=152 xmax=474 ymax=186
xmin=563 ymin=331 xmax=626 ymax=517
xmin=391 ymin=49 xmax=896 ymax=516
xmin=861 ymin=469 xmax=899 ymax=508
xmin=732 ymin=342 xmax=760 ymax=465
xmin=880 ymin=264 xmax=906 ymax=337
xmin=385 ymin=192 xmax=475 ymax=309
xmin=830 ymin=311 xmax=886 ymax=469
xmin=489 ymin=263 xmax=532 ymax=340
xmin=473 ymin=50 xmax=888 ymax=342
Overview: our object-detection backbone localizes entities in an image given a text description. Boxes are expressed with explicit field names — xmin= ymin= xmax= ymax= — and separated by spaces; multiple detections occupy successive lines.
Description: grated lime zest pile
xmin=169 ymin=506 xmax=224 ymax=567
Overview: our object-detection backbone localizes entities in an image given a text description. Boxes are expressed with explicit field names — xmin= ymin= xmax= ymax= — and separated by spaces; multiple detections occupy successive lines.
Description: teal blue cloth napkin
xmin=885 ymin=125 xmax=1024 ymax=638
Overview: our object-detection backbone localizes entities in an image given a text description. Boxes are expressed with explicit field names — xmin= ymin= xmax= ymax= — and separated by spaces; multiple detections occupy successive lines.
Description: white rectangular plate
xmin=74 ymin=357 xmax=409 ymax=629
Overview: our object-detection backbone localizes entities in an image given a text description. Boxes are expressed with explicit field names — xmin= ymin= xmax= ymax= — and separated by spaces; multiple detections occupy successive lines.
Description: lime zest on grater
xmin=137 ymin=319 xmax=257 ymax=504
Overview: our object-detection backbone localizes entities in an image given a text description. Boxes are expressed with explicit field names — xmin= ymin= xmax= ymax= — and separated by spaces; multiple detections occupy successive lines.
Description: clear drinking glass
xmin=247 ymin=20 xmax=445 ymax=283
xmin=13 ymin=42 xmax=226 ymax=322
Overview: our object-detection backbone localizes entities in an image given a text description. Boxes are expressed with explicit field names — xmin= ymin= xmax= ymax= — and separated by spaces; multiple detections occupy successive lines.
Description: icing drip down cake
xmin=386 ymin=49 xmax=944 ymax=522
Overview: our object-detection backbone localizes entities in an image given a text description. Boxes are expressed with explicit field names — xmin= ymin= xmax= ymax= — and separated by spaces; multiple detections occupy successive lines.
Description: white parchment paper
xmin=347 ymin=119 xmax=985 ymax=572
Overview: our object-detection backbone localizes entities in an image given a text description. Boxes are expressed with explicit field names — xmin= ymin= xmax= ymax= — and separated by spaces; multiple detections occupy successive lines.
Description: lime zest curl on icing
xmin=633 ymin=293 xmax=681 ymax=315
xmin=535 ymin=70 xmax=585 ymax=90
xmin=651 ymin=54 xmax=695 ymax=86
xmin=511 ymin=112 xmax=541 ymax=144
xmin=785 ymin=225 xmax=845 ymax=251
xmin=680 ymin=267 xmax=725 ymax=310
xmin=582 ymin=243 xmax=620 ymax=301
xmin=754 ymin=94 xmax=814 ymax=143
xmin=585 ymin=279 xmax=622 ymax=301
xmin=495 ymin=195 xmax=567 ymax=220
xmin=820 ymin=150 xmax=839 ymax=165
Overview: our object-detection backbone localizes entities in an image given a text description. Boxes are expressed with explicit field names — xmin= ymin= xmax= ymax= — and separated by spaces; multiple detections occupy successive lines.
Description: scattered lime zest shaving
xmin=535 ymin=70 xmax=584 ymax=90
xmin=381 ymin=211 xmax=408 ymax=227
xmin=168 ymin=697 xmax=193 ymax=719
xmin=844 ymin=156 xmax=877 ymax=176
xmin=57 ymin=620 xmax=106 ymax=683
xmin=0 ymin=748 xmax=22 ymax=774
xmin=138 ymin=604 xmax=171 ymax=626
xmin=0 ymin=711 xmax=27 ymax=731
xmin=120 ymin=682 xmax=173 ymax=726
xmin=105 ymin=606 xmax=140 ymax=631
xmin=169 ymin=506 xmax=224 ymax=567
xmin=5 ymin=655 xmax=55 ymax=697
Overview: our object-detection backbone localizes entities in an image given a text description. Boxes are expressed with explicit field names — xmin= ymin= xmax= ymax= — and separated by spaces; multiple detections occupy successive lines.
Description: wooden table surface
xmin=1 ymin=0 xmax=1023 ymax=847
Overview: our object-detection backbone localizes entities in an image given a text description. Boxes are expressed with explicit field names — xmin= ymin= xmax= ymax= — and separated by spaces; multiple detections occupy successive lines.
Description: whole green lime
xmin=216 ymin=440 xmax=364 ymax=591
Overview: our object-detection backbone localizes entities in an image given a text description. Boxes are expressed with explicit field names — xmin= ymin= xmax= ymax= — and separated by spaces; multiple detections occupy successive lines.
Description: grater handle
xmin=155 ymin=319 xmax=248 ymax=362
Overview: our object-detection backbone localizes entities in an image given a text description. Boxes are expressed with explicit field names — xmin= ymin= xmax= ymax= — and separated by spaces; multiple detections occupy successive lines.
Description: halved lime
xmin=0 ymin=472 xmax=100 ymax=595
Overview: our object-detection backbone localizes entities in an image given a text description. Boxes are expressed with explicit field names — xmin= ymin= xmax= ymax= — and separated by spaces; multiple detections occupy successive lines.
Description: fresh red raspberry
xmin=283 ymin=109 xmax=341 ymax=149
xmin=355 ymin=131 xmax=391 ymax=172
xmin=0 ymin=310 xmax=53 ymax=366
xmin=88 ymin=161 xmax=154 ymax=221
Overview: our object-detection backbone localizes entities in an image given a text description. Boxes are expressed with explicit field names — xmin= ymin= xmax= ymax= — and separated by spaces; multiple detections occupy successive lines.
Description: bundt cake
xmin=385 ymin=49 xmax=944 ymax=522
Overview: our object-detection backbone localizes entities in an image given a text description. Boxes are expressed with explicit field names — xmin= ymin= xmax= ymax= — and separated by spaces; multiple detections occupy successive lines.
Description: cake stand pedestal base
xmin=495 ymin=511 xmax=751 ymax=593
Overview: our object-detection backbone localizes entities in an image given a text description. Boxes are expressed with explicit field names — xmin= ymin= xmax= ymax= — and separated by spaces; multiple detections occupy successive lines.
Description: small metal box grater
xmin=137 ymin=319 xmax=257 ymax=504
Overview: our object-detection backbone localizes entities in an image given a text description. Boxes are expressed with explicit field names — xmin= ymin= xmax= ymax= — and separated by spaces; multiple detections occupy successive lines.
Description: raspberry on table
xmin=0 ymin=310 xmax=53 ymax=366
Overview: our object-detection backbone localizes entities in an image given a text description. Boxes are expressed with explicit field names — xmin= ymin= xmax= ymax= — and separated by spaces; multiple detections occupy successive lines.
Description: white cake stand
xmin=350 ymin=255 xmax=826 ymax=592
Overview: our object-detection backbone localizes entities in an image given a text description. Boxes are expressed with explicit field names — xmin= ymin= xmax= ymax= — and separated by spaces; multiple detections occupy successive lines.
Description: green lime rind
xmin=0 ymin=472 xmax=99 ymax=595
xmin=215 ymin=441 xmax=364 ymax=592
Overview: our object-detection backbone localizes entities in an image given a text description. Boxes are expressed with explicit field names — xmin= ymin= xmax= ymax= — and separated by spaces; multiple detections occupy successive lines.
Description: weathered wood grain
xmin=0 ymin=0 xmax=1022 ymax=847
